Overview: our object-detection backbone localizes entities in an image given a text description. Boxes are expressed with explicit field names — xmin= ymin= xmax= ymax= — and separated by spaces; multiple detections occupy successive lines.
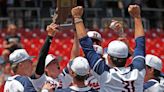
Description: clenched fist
xmin=46 ymin=23 xmax=59 ymax=37
xmin=71 ymin=6 xmax=83 ymax=18
xmin=109 ymin=20 xmax=123 ymax=32
xmin=128 ymin=5 xmax=141 ymax=18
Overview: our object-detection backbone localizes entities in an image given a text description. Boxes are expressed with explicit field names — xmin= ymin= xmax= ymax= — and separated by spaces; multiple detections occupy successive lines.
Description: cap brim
xmin=45 ymin=56 xmax=62 ymax=67
xmin=16 ymin=56 xmax=35 ymax=64
xmin=51 ymin=56 xmax=62 ymax=63
xmin=29 ymin=56 xmax=35 ymax=59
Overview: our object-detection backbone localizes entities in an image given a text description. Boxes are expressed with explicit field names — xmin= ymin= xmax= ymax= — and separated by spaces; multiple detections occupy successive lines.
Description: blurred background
xmin=0 ymin=0 xmax=164 ymax=29
xmin=0 ymin=0 xmax=164 ymax=91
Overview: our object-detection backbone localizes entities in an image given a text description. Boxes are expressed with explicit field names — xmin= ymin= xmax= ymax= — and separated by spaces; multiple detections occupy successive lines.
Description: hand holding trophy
xmin=51 ymin=0 xmax=77 ymax=31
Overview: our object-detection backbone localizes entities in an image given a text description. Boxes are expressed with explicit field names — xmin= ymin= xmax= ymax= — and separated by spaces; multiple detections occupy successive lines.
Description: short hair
xmin=147 ymin=65 xmax=161 ymax=78
xmin=91 ymin=38 xmax=101 ymax=45
xmin=74 ymin=74 xmax=89 ymax=82
xmin=110 ymin=56 xmax=127 ymax=67
xmin=11 ymin=63 xmax=19 ymax=73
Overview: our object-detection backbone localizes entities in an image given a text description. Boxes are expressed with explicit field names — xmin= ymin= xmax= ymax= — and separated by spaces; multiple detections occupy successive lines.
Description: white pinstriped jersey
xmin=80 ymin=36 xmax=146 ymax=92
xmin=144 ymin=78 xmax=164 ymax=92
xmin=32 ymin=72 xmax=72 ymax=91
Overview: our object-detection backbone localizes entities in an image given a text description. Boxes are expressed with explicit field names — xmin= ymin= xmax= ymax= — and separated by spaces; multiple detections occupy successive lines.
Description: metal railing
xmin=0 ymin=7 xmax=163 ymax=29
xmin=0 ymin=17 xmax=10 ymax=28
xmin=7 ymin=7 xmax=41 ymax=28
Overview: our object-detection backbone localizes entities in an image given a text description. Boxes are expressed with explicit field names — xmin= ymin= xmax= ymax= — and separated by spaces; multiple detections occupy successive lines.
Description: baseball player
xmin=68 ymin=31 xmax=102 ymax=90
xmin=32 ymin=23 xmax=73 ymax=91
xmin=4 ymin=23 xmax=61 ymax=92
xmin=4 ymin=49 xmax=36 ymax=92
xmin=144 ymin=54 xmax=164 ymax=92
xmin=159 ymin=73 xmax=164 ymax=92
xmin=55 ymin=56 xmax=98 ymax=92
xmin=72 ymin=4 xmax=145 ymax=92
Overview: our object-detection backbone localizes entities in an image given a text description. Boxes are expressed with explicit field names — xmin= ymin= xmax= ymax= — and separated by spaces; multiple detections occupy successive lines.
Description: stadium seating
xmin=0 ymin=28 xmax=164 ymax=72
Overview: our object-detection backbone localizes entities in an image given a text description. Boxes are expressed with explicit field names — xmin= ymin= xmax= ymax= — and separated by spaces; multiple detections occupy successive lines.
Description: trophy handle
xmin=52 ymin=8 xmax=58 ymax=23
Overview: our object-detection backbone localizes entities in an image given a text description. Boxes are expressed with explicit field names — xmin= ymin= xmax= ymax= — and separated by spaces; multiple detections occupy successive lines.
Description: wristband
xmin=74 ymin=18 xmax=83 ymax=24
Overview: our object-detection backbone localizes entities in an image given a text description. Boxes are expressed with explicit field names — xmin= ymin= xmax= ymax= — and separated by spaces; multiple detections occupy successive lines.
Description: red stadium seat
xmin=0 ymin=28 xmax=164 ymax=72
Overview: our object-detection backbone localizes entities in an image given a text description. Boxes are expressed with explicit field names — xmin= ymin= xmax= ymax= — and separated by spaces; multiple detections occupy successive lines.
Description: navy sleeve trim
xmin=144 ymin=81 xmax=157 ymax=90
xmin=62 ymin=67 xmax=69 ymax=76
xmin=94 ymin=60 xmax=110 ymax=75
xmin=79 ymin=36 xmax=101 ymax=68
xmin=92 ymin=58 xmax=102 ymax=71
xmin=134 ymin=36 xmax=145 ymax=57
xmin=132 ymin=56 xmax=145 ymax=71
xmin=79 ymin=36 xmax=108 ymax=74
xmin=79 ymin=35 xmax=88 ymax=41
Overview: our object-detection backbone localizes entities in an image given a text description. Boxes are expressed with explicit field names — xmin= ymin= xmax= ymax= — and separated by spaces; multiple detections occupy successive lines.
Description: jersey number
xmin=122 ymin=81 xmax=135 ymax=92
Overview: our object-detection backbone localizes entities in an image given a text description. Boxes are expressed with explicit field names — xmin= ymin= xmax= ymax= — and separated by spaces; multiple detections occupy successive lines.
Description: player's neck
xmin=144 ymin=75 xmax=154 ymax=82
xmin=16 ymin=69 xmax=28 ymax=76
xmin=16 ymin=72 xmax=26 ymax=76
xmin=72 ymin=79 xmax=86 ymax=88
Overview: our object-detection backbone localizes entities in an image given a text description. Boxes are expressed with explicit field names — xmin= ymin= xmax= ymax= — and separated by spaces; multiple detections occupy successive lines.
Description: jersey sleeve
xmin=31 ymin=74 xmax=47 ymax=91
xmin=132 ymin=36 xmax=146 ymax=71
xmin=79 ymin=36 xmax=110 ymax=75
xmin=10 ymin=80 xmax=24 ymax=92
xmin=144 ymin=81 xmax=159 ymax=92
xmin=59 ymin=68 xmax=73 ymax=88
xmin=35 ymin=36 xmax=53 ymax=75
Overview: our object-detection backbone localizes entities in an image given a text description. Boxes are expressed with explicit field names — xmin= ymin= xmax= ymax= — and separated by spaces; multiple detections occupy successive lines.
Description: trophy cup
xmin=52 ymin=0 xmax=77 ymax=30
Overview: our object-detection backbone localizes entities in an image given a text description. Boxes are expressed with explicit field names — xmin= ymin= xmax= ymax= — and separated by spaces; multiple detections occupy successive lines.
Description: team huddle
xmin=3 ymin=5 xmax=164 ymax=92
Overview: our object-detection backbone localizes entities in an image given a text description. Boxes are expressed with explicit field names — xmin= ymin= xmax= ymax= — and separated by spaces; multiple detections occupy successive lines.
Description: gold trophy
xmin=52 ymin=0 xmax=77 ymax=30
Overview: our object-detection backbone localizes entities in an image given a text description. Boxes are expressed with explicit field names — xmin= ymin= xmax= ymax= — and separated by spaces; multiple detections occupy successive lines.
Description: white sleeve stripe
xmin=132 ymin=56 xmax=145 ymax=61
xmin=62 ymin=70 xmax=67 ymax=76
xmin=93 ymin=58 xmax=102 ymax=71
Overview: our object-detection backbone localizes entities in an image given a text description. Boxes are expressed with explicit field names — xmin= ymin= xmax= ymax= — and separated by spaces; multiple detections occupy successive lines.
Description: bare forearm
xmin=3 ymin=42 xmax=13 ymax=48
xmin=134 ymin=17 xmax=145 ymax=39
xmin=3 ymin=44 xmax=11 ymax=48
xmin=74 ymin=19 xmax=87 ymax=39
xmin=70 ymin=32 xmax=80 ymax=59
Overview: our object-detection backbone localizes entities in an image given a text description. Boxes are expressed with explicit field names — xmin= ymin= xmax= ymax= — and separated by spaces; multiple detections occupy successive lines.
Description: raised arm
xmin=129 ymin=5 xmax=145 ymax=56
xmin=128 ymin=5 xmax=145 ymax=39
xmin=34 ymin=23 xmax=58 ymax=78
xmin=71 ymin=6 xmax=87 ymax=39
xmin=128 ymin=5 xmax=145 ymax=70
xmin=71 ymin=6 xmax=108 ymax=75
xmin=70 ymin=32 xmax=80 ymax=60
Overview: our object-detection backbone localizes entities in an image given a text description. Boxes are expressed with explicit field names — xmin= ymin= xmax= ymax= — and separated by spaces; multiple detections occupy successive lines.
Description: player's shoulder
xmin=88 ymin=88 xmax=98 ymax=92
xmin=6 ymin=75 xmax=24 ymax=83
xmin=144 ymin=79 xmax=160 ymax=90
xmin=159 ymin=77 xmax=164 ymax=88
xmin=70 ymin=86 xmax=97 ymax=92
xmin=4 ymin=76 xmax=24 ymax=91
xmin=110 ymin=67 xmax=142 ymax=81
xmin=55 ymin=87 xmax=71 ymax=92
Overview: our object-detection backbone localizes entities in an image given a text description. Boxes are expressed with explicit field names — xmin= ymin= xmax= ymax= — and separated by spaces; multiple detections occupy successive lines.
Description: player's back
xmin=98 ymin=66 xmax=145 ymax=92
xmin=55 ymin=86 xmax=98 ymax=92
xmin=159 ymin=77 xmax=164 ymax=92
